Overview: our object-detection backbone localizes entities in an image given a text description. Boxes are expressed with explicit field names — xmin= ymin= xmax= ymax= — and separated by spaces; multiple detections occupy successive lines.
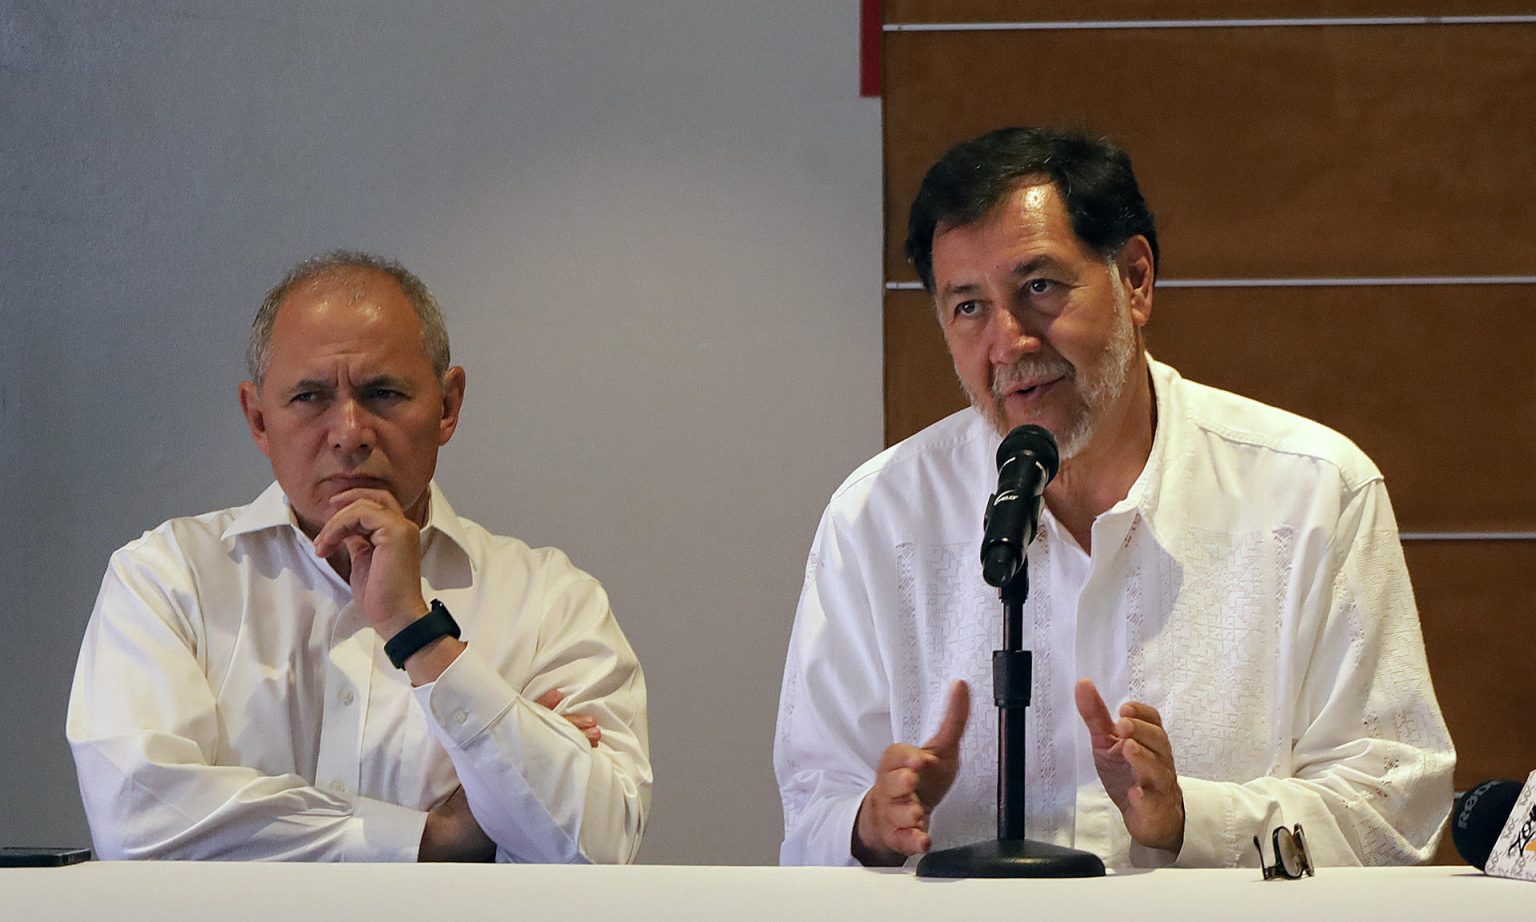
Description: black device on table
xmin=0 ymin=846 xmax=93 ymax=867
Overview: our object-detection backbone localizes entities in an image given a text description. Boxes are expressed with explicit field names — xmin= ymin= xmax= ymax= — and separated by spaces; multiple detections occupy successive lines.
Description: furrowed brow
xmin=359 ymin=374 xmax=412 ymax=391
xmin=285 ymin=377 xmax=334 ymax=396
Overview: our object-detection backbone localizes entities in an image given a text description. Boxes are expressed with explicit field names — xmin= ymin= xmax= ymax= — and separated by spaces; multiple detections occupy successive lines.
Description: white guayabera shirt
xmin=68 ymin=482 xmax=650 ymax=863
xmin=775 ymin=359 xmax=1454 ymax=870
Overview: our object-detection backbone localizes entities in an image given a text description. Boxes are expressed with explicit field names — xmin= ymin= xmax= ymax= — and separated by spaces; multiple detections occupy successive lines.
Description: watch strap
xmin=384 ymin=600 xmax=461 ymax=670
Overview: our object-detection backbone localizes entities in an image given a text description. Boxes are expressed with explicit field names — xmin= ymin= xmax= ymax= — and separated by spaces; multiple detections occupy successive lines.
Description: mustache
xmin=990 ymin=356 xmax=1075 ymax=400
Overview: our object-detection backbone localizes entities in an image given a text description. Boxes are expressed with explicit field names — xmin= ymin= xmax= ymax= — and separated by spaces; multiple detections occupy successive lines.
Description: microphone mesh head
xmin=1452 ymin=780 xmax=1524 ymax=870
xmin=996 ymin=424 xmax=1059 ymax=481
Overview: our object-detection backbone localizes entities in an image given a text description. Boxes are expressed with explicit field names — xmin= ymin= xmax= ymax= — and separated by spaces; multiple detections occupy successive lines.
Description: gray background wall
xmin=0 ymin=1 xmax=881 ymax=865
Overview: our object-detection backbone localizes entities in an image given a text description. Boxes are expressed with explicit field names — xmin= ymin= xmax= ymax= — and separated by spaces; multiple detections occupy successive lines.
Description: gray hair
xmin=246 ymin=250 xmax=451 ymax=387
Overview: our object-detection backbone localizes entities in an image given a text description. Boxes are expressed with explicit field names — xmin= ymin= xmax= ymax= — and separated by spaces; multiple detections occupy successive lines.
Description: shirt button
xmin=453 ymin=709 xmax=468 ymax=725
xmin=340 ymin=690 xmax=355 ymax=706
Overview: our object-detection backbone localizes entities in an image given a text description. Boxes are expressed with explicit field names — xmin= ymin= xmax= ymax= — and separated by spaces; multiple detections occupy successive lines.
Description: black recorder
xmin=0 ymin=846 xmax=93 ymax=867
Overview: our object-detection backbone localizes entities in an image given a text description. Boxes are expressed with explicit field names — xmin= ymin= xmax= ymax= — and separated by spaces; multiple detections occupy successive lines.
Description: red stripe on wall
xmin=860 ymin=0 xmax=882 ymax=97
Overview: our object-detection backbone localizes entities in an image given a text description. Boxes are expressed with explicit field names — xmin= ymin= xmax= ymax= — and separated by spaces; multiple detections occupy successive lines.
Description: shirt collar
xmin=1103 ymin=356 xmax=1178 ymax=523
xmin=221 ymin=480 xmax=475 ymax=562
xmin=221 ymin=481 xmax=299 ymax=539
xmin=1072 ymin=355 xmax=1177 ymax=549
xmin=419 ymin=482 xmax=473 ymax=558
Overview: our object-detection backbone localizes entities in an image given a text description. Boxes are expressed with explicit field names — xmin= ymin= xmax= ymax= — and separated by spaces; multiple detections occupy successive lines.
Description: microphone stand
xmin=915 ymin=562 xmax=1106 ymax=878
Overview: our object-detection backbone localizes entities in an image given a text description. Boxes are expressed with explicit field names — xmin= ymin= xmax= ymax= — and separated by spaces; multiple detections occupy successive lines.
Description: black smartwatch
xmin=384 ymin=600 xmax=461 ymax=670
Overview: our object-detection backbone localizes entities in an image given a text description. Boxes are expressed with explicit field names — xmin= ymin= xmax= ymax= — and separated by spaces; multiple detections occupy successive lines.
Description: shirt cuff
xmin=784 ymin=790 xmax=864 ymax=867
xmin=411 ymin=645 xmax=513 ymax=747
xmin=831 ymin=791 xmax=867 ymax=867
xmin=349 ymin=795 xmax=429 ymax=862
xmin=1171 ymin=776 xmax=1236 ymax=868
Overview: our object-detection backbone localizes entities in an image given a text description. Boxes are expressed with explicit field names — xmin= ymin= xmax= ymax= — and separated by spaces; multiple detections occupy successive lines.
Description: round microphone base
xmin=916 ymin=837 xmax=1106 ymax=879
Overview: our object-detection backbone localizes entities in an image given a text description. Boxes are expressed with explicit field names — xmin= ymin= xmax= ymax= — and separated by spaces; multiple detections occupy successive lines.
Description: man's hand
xmin=313 ymin=487 xmax=466 ymax=684
xmin=419 ymin=786 xmax=495 ymax=862
xmin=534 ymin=689 xmax=601 ymax=748
xmin=852 ymin=680 xmax=970 ymax=866
xmin=1074 ymin=678 xmax=1185 ymax=854
xmin=312 ymin=487 xmax=430 ymax=637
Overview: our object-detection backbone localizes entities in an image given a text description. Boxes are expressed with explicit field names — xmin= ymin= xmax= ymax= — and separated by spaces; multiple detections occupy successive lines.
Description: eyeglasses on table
xmin=1253 ymin=823 xmax=1313 ymax=880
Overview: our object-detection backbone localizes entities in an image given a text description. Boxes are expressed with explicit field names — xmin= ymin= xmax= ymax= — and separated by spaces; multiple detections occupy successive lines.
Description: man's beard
xmin=960 ymin=300 xmax=1139 ymax=461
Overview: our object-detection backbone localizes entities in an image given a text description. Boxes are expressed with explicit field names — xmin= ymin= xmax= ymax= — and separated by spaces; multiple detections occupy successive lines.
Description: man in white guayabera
xmin=775 ymin=127 xmax=1454 ymax=871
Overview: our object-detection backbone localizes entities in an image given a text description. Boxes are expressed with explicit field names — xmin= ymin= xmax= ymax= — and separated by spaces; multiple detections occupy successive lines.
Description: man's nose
xmin=330 ymin=399 xmax=375 ymax=460
xmin=987 ymin=307 xmax=1041 ymax=366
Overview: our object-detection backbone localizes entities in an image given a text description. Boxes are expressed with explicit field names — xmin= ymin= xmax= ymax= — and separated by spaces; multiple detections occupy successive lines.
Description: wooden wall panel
xmin=886 ymin=1 xmax=1536 ymax=23
xmin=882 ymin=24 xmax=1536 ymax=282
xmin=1409 ymin=541 xmax=1536 ymax=792
xmin=1152 ymin=285 xmax=1536 ymax=532
xmin=886 ymin=286 xmax=1536 ymax=532
xmin=884 ymin=290 xmax=962 ymax=444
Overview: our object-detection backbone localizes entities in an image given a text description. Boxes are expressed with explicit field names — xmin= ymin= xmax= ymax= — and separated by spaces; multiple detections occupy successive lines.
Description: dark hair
xmin=905 ymin=126 xmax=1159 ymax=293
xmin=247 ymin=250 xmax=450 ymax=387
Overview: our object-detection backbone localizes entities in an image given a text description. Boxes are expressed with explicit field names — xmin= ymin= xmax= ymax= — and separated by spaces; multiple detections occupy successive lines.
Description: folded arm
xmin=413 ymin=572 xmax=650 ymax=864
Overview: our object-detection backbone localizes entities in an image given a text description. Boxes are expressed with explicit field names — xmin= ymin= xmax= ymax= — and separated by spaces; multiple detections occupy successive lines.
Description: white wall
xmin=0 ymin=1 xmax=882 ymax=864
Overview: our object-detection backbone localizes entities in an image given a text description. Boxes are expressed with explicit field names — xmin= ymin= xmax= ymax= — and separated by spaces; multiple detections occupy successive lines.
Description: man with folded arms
xmin=775 ymin=127 xmax=1453 ymax=869
xmin=68 ymin=252 xmax=649 ymax=861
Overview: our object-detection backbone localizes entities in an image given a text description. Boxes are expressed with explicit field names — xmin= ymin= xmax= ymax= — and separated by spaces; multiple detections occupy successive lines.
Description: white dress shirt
xmin=68 ymin=481 xmax=650 ymax=863
xmin=775 ymin=359 xmax=1454 ymax=869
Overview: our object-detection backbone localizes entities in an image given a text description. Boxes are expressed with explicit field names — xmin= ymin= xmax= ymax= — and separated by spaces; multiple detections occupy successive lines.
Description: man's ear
xmin=238 ymin=380 xmax=273 ymax=459
xmin=437 ymin=366 xmax=467 ymax=447
xmin=1118 ymin=235 xmax=1155 ymax=328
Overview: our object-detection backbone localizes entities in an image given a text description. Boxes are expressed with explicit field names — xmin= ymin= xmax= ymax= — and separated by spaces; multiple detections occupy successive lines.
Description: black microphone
xmin=1453 ymin=780 xmax=1527 ymax=871
xmin=980 ymin=425 xmax=1059 ymax=588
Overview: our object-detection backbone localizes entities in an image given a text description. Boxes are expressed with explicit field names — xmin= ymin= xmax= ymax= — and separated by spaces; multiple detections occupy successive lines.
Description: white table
xmin=3 ymin=863 xmax=1533 ymax=921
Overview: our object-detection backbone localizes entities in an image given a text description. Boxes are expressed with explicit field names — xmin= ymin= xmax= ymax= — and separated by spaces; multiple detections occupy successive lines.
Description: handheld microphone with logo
xmin=1453 ymin=773 xmax=1536 ymax=882
xmin=980 ymin=425 xmax=1060 ymax=588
